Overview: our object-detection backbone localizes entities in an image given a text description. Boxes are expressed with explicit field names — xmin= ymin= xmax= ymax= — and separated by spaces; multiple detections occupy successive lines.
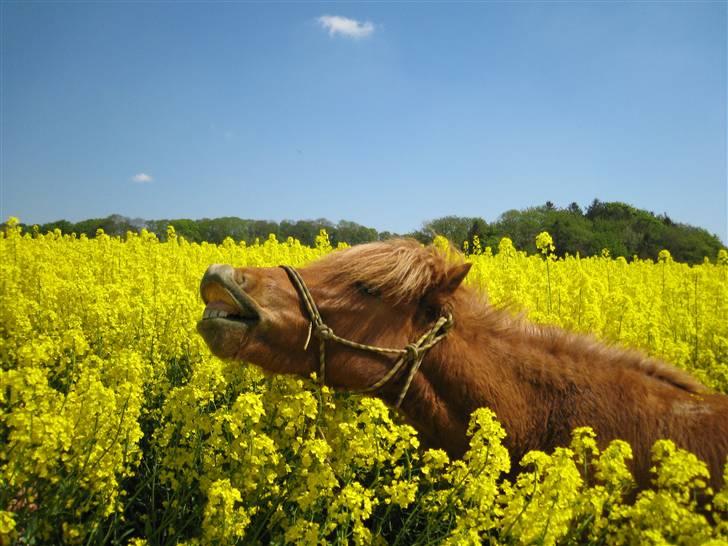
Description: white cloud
xmin=131 ymin=173 xmax=153 ymax=183
xmin=317 ymin=15 xmax=374 ymax=39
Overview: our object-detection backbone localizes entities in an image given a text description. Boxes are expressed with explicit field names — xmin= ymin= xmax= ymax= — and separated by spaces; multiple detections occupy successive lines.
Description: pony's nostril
xmin=200 ymin=264 xmax=235 ymax=303
xmin=233 ymin=269 xmax=247 ymax=288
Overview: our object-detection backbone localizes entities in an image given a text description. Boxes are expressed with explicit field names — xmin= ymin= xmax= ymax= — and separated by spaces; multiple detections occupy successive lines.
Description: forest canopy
xmin=12 ymin=200 xmax=726 ymax=264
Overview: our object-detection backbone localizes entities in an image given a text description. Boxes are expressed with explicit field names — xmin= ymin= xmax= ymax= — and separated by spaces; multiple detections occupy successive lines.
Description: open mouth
xmin=199 ymin=265 xmax=261 ymax=326
xmin=200 ymin=300 xmax=258 ymax=323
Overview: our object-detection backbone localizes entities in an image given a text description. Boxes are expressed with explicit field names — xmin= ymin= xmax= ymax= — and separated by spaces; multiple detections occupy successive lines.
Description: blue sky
xmin=2 ymin=2 xmax=726 ymax=241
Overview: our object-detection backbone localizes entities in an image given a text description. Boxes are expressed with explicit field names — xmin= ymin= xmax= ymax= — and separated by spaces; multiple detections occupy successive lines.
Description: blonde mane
xmin=311 ymin=239 xmax=457 ymax=304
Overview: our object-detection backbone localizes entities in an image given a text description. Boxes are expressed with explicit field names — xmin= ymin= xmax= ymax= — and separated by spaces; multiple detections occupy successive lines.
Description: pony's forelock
xmin=310 ymin=239 xmax=461 ymax=304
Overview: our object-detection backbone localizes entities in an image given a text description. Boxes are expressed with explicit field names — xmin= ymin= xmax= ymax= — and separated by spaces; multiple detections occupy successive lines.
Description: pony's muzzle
xmin=199 ymin=264 xmax=261 ymax=322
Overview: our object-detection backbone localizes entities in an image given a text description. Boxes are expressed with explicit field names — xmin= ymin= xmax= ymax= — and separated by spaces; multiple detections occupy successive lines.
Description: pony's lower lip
xmin=196 ymin=315 xmax=254 ymax=358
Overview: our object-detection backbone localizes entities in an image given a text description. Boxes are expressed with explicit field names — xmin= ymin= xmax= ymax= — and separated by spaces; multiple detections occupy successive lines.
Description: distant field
xmin=1 ymin=220 xmax=726 ymax=544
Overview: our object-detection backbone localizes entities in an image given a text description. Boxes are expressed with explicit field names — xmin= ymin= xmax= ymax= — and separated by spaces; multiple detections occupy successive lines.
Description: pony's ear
xmin=426 ymin=262 xmax=472 ymax=305
xmin=442 ymin=262 xmax=472 ymax=294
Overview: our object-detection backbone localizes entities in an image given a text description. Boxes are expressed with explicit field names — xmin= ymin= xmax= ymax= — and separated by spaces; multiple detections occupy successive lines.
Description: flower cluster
xmin=1 ymin=220 xmax=726 ymax=544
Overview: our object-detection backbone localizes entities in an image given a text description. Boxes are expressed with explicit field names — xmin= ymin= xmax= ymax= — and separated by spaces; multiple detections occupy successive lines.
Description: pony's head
xmin=197 ymin=239 xmax=471 ymax=399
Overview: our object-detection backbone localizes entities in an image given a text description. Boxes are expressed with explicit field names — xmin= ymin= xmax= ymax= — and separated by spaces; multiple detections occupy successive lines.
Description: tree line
xmin=32 ymin=215 xmax=384 ymax=248
xmin=13 ymin=200 xmax=725 ymax=264
xmin=411 ymin=200 xmax=724 ymax=264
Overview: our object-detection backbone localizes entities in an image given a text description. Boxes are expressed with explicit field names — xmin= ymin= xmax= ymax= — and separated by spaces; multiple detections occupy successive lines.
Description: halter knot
xmin=404 ymin=343 xmax=420 ymax=361
xmin=315 ymin=324 xmax=334 ymax=340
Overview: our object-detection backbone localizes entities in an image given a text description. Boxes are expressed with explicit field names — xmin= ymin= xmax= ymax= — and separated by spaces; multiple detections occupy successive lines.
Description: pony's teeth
xmin=203 ymin=309 xmax=230 ymax=319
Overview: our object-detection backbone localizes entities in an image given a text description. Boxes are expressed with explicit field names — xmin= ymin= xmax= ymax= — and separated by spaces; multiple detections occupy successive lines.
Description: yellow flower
xmin=535 ymin=231 xmax=555 ymax=254
xmin=2 ymin=216 xmax=726 ymax=544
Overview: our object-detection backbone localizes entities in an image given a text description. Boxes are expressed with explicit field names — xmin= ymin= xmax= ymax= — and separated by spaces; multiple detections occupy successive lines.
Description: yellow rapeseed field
xmin=1 ymin=218 xmax=727 ymax=545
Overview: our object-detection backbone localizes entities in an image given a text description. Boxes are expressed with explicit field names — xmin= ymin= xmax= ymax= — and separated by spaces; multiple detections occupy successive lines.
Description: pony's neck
xmin=394 ymin=290 xmax=705 ymax=462
xmin=395 ymin=300 xmax=546 ymax=460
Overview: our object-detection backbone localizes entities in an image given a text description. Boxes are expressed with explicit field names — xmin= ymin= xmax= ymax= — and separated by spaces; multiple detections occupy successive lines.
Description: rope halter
xmin=280 ymin=265 xmax=454 ymax=408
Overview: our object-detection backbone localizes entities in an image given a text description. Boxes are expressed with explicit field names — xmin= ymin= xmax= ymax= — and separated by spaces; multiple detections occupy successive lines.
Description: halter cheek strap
xmin=280 ymin=265 xmax=454 ymax=408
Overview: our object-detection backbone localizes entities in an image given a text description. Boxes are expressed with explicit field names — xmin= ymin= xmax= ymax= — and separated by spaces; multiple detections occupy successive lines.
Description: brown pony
xmin=197 ymin=239 xmax=728 ymax=489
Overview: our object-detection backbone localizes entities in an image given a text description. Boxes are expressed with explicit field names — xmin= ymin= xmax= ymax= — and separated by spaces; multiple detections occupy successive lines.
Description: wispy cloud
xmin=131 ymin=173 xmax=153 ymax=183
xmin=317 ymin=15 xmax=374 ymax=39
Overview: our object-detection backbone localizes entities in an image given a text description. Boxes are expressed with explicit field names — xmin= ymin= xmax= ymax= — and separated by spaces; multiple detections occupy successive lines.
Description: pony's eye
xmin=355 ymin=281 xmax=381 ymax=297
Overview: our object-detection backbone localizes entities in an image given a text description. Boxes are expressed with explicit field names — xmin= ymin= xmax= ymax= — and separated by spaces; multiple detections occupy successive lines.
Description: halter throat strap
xmin=280 ymin=265 xmax=453 ymax=408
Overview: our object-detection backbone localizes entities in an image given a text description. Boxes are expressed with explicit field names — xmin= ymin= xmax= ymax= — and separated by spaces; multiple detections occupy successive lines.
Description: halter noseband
xmin=280 ymin=265 xmax=454 ymax=408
